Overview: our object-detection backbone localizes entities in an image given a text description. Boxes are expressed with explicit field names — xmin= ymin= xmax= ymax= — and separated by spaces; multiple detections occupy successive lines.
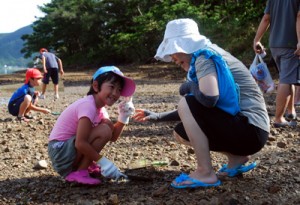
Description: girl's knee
xmin=91 ymin=124 xmax=113 ymax=142
xmin=89 ymin=127 xmax=112 ymax=153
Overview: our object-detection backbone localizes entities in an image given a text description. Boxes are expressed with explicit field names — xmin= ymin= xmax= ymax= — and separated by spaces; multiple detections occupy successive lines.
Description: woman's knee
xmin=178 ymin=98 xmax=190 ymax=117
xmin=173 ymin=130 xmax=191 ymax=146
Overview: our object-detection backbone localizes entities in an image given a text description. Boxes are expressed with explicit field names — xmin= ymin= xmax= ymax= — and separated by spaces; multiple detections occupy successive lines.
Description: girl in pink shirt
xmin=48 ymin=66 xmax=136 ymax=185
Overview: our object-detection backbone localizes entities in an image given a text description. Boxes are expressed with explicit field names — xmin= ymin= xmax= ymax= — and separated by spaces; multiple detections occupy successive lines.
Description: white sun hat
xmin=155 ymin=18 xmax=211 ymax=62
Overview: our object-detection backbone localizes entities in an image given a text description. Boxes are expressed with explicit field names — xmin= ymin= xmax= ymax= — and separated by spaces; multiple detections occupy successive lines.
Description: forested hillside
xmin=20 ymin=0 xmax=270 ymax=69
xmin=0 ymin=26 xmax=34 ymax=68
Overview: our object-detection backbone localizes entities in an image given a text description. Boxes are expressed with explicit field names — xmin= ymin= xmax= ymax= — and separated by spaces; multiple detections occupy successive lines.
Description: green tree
xmin=21 ymin=0 xmax=267 ymax=68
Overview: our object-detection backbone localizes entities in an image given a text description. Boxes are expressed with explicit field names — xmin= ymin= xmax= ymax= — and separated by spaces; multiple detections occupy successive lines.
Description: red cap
xmin=39 ymin=48 xmax=48 ymax=53
xmin=25 ymin=68 xmax=43 ymax=84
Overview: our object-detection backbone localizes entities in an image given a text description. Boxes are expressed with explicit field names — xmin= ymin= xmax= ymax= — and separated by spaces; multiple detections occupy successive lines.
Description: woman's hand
xmin=132 ymin=109 xmax=150 ymax=122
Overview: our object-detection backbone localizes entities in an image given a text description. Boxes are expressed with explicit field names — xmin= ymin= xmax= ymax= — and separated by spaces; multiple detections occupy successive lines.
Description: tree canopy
xmin=21 ymin=0 xmax=267 ymax=68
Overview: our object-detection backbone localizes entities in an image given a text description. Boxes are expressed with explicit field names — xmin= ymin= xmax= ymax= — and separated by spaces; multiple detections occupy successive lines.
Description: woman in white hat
xmin=133 ymin=18 xmax=269 ymax=188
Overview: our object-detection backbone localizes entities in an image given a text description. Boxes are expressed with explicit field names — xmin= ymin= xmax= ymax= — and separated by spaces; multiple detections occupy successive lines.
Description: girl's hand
xmin=117 ymin=97 xmax=135 ymax=124
xmin=97 ymin=157 xmax=127 ymax=180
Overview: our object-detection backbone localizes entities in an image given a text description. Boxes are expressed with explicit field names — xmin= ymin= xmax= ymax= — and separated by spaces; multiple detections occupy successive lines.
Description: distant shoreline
xmin=0 ymin=67 xmax=27 ymax=75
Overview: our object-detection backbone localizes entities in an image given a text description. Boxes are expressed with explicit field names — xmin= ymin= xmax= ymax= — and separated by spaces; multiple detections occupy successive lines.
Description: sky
xmin=0 ymin=0 xmax=51 ymax=33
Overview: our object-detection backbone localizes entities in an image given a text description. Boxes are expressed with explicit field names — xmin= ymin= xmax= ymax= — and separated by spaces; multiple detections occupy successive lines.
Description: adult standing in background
xmin=295 ymin=86 xmax=300 ymax=106
xmin=39 ymin=48 xmax=64 ymax=100
xmin=253 ymin=0 xmax=300 ymax=128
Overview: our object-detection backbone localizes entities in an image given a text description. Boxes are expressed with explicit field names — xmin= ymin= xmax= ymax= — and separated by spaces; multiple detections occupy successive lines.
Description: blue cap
xmin=93 ymin=66 xmax=136 ymax=97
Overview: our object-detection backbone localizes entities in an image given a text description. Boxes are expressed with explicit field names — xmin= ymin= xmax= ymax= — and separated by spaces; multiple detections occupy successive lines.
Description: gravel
xmin=0 ymin=66 xmax=299 ymax=204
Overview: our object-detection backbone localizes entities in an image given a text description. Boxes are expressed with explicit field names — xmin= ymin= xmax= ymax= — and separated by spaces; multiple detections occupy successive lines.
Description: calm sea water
xmin=0 ymin=67 xmax=26 ymax=106
xmin=0 ymin=66 xmax=26 ymax=75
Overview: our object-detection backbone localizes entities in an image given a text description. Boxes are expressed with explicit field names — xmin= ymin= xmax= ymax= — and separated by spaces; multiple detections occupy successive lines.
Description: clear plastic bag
xmin=250 ymin=54 xmax=275 ymax=93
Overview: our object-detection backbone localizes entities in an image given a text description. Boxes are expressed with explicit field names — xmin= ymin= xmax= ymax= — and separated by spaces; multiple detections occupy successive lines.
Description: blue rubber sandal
xmin=218 ymin=162 xmax=257 ymax=177
xmin=171 ymin=173 xmax=221 ymax=189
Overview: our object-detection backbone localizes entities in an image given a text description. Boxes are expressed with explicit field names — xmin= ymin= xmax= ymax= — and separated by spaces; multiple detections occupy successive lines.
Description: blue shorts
xmin=48 ymin=136 xmax=76 ymax=177
xmin=270 ymin=48 xmax=300 ymax=85
xmin=8 ymin=94 xmax=36 ymax=116
xmin=43 ymin=67 xmax=59 ymax=84
xmin=174 ymin=95 xmax=268 ymax=156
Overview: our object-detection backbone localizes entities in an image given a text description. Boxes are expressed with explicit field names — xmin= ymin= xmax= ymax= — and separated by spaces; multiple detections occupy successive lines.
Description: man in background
xmin=253 ymin=0 xmax=300 ymax=128
xmin=39 ymin=48 xmax=64 ymax=100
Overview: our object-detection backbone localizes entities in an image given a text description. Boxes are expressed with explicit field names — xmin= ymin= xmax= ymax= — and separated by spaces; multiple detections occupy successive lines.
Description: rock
xmin=152 ymin=183 xmax=169 ymax=197
xmin=76 ymin=199 xmax=99 ymax=205
xmin=198 ymin=199 xmax=210 ymax=205
xmin=277 ymin=141 xmax=287 ymax=148
xmin=34 ymin=160 xmax=48 ymax=169
xmin=268 ymin=135 xmax=276 ymax=141
xmin=187 ymin=148 xmax=194 ymax=154
xmin=268 ymin=185 xmax=281 ymax=194
xmin=270 ymin=129 xmax=278 ymax=135
xmin=108 ymin=194 xmax=119 ymax=205
xmin=294 ymin=176 xmax=300 ymax=183
xmin=169 ymin=160 xmax=180 ymax=166
xmin=0 ymin=68 xmax=299 ymax=204
xmin=19 ymin=133 xmax=25 ymax=139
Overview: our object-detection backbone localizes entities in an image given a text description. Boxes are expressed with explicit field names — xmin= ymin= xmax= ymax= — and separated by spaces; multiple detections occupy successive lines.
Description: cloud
xmin=0 ymin=0 xmax=51 ymax=33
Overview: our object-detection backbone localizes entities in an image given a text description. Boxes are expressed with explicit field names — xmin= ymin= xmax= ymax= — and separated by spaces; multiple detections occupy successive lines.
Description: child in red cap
xmin=8 ymin=68 xmax=51 ymax=122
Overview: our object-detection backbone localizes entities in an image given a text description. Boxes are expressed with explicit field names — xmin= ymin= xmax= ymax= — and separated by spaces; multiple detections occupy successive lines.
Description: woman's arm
xmin=133 ymin=109 xmax=180 ymax=122
xmin=179 ymin=72 xmax=219 ymax=108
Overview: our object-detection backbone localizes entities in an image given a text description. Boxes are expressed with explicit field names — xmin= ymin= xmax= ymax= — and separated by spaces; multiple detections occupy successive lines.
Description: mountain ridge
xmin=0 ymin=25 xmax=33 ymax=68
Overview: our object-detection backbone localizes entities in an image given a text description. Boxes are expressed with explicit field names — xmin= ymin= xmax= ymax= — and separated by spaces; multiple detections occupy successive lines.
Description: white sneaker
xmin=39 ymin=94 xmax=45 ymax=99
xmin=54 ymin=94 xmax=59 ymax=100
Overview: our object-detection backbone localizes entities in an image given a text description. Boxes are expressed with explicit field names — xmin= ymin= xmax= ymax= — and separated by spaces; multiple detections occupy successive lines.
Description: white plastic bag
xmin=250 ymin=54 xmax=275 ymax=93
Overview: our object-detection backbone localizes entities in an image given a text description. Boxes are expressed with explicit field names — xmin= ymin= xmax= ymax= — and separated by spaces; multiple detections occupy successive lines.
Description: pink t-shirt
xmin=49 ymin=95 xmax=109 ymax=141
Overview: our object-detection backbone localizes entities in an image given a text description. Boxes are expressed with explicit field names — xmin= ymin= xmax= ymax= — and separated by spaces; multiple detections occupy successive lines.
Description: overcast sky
xmin=0 ymin=0 xmax=51 ymax=33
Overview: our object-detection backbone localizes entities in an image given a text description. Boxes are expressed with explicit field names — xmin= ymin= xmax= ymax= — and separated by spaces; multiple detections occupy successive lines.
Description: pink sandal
xmin=65 ymin=170 xmax=101 ymax=185
xmin=88 ymin=162 xmax=101 ymax=177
